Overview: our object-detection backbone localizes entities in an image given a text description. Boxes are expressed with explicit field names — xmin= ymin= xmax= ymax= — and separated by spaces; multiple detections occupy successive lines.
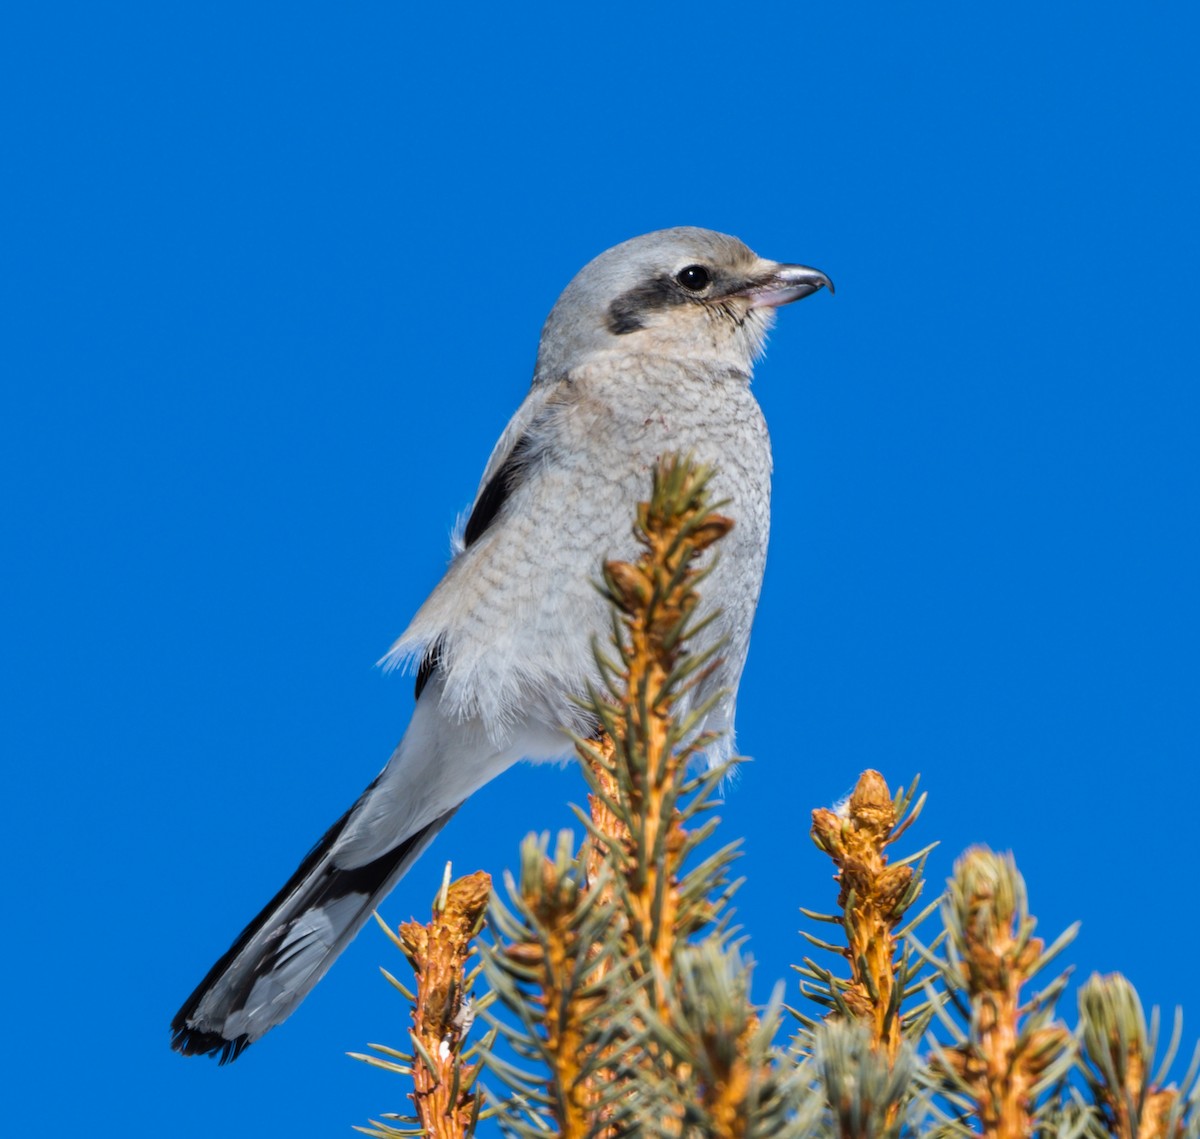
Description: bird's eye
xmin=675 ymin=264 xmax=712 ymax=292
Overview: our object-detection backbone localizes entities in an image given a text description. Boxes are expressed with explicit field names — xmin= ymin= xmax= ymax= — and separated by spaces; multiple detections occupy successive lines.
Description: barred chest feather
xmin=419 ymin=359 xmax=772 ymax=745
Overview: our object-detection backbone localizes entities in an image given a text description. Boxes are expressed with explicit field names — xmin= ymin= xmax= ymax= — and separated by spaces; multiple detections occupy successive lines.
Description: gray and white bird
xmin=171 ymin=227 xmax=832 ymax=1062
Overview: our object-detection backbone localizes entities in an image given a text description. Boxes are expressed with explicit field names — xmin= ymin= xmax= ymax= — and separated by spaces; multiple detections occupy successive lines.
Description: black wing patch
xmin=414 ymin=641 xmax=442 ymax=700
xmin=463 ymin=433 xmax=534 ymax=547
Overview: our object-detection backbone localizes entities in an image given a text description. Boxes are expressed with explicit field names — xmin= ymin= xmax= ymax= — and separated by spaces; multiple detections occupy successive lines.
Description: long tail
xmin=170 ymin=797 xmax=458 ymax=1063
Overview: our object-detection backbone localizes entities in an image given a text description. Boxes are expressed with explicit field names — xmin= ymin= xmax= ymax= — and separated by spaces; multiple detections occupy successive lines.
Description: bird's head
xmin=533 ymin=226 xmax=832 ymax=382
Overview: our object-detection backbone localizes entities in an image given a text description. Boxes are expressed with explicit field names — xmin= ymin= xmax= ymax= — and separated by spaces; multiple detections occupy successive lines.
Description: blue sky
xmin=3 ymin=2 xmax=1198 ymax=1133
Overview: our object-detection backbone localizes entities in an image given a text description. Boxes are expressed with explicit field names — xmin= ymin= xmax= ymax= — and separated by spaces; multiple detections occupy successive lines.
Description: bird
xmin=171 ymin=226 xmax=832 ymax=1062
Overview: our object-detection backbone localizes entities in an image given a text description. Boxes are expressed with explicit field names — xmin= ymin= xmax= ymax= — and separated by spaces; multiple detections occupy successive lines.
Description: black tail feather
xmin=171 ymin=800 xmax=457 ymax=1062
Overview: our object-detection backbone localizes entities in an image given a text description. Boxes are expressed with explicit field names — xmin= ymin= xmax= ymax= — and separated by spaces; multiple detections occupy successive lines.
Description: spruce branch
xmin=1077 ymin=972 xmax=1200 ymax=1139
xmin=349 ymin=454 xmax=1200 ymax=1139
xmin=921 ymin=848 xmax=1077 ymax=1139
xmin=478 ymin=454 xmax=753 ymax=1137
xmin=352 ymin=867 xmax=492 ymax=1139
xmin=809 ymin=1018 xmax=924 ymax=1139
xmin=480 ymin=829 xmax=627 ymax=1138
xmin=647 ymin=943 xmax=816 ymax=1139
xmin=582 ymin=453 xmax=739 ymax=1017
xmin=801 ymin=771 xmax=936 ymax=1065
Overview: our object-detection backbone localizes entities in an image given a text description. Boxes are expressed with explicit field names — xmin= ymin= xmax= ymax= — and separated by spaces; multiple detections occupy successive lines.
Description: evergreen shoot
xmin=355 ymin=456 xmax=1200 ymax=1138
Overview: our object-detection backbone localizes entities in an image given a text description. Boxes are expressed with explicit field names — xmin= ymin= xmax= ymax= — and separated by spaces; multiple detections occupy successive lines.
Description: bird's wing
xmin=472 ymin=380 xmax=558 ymax=511
xmin=379 ymin=380 xmax=561 ymax=673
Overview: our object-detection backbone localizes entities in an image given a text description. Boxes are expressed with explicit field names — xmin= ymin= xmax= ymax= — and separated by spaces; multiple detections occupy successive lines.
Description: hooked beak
xmin=738 ymin=263 xmax=835 ymax=308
